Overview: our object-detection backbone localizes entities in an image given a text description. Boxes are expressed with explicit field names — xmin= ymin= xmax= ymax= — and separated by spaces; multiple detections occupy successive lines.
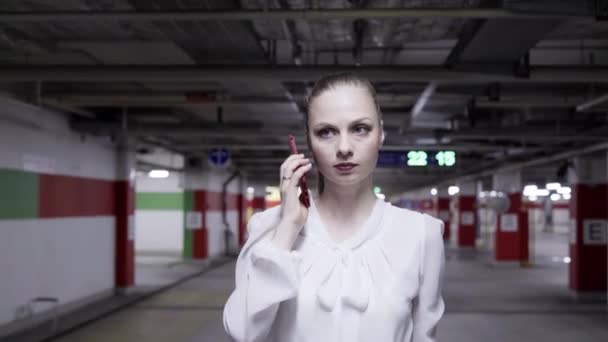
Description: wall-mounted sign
xmin=186 ymin=212 xmax=203 ymax=230
xmin=582 ymin=219 xmax=607 ymax=245
xmin=500 ymin=214 xmax=518 ymax=232
xmin=461 ymin=211 xmax=474 ymax=226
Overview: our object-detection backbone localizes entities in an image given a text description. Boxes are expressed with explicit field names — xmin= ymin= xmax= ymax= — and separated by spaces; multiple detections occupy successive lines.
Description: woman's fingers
xmin=288 ymin=161 xmax=312 ymax=186
xmin=280 ymin=153 xmax=305 ymax=179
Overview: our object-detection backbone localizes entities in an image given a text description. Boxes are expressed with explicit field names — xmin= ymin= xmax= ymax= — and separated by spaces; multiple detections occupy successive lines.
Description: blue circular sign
xmin=209 ymin=148 xmax=230 ymax=166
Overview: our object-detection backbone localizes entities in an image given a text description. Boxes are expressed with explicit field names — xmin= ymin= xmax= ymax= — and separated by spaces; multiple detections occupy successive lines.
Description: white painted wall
xmin=135 ymin=211 xmax=184 ymax=254
xmin=135 ymin=172 xmax=184 ymax=255
xmin=529 ymin=208 xmax=545 ymax=233
xmin=0 ymin=97 xmax=115 ymax=179
xmin=0 ymin=218 xmax=114 ymax=325
xmin=553 ymin=208 xmax=570 ymax=234
xmin=0 ymin=97 xmax=116 ymax=330
xmin=136 ymin=171 xmax=183 ymax=191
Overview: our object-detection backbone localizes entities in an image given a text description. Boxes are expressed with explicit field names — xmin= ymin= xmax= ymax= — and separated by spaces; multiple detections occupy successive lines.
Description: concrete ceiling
xmin=1 ymin=0 xmax=608 ymax=198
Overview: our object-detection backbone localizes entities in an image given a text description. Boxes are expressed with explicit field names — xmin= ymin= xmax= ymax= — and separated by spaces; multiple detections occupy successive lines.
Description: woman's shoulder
xmin=381 ymin=205 xmax=444 ymax=249
xmin=240 ymin=205 xmax=283 ymax=256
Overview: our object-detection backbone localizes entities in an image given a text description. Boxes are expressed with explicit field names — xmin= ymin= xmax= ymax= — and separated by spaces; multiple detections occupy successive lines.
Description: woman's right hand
xmin=272 ymin=153 xmax=313 ymax=250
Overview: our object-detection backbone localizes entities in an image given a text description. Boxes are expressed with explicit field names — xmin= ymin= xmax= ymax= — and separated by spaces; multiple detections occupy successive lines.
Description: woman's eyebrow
xmin=312 ymin=117 xmax=373 ymax=129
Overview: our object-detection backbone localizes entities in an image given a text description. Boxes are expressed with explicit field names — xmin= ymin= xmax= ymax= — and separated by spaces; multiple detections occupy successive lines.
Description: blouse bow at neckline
xmin=301 ymin=195 xmax=388 ymax=313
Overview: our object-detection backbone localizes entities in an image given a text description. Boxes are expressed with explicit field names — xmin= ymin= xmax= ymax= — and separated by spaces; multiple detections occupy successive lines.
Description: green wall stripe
xmin=0 ymin=169 xmax=39 ymax=219
xmin=136 ymin=192 xmax=184 ymax=210
xmin=183 ymin=191 xmax=194 ymax=258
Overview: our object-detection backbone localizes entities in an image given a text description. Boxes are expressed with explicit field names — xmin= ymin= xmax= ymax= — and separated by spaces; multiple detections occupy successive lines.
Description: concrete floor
xmin=28 ymin=233 xmax=608 ymax=341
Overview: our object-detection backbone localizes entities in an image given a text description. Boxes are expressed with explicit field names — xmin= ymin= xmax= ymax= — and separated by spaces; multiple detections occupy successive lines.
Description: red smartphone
xmin=288 ymin=134 xmax=310 ymax=208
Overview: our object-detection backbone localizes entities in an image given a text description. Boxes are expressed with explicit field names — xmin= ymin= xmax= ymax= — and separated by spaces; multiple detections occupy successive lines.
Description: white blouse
xmin=223 ymin=195 xmax=446 ymax=342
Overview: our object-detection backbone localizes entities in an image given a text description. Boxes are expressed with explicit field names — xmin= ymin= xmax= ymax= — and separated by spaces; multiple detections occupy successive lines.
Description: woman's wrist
xmin=271 ymin=220 xmax=299 ymax=251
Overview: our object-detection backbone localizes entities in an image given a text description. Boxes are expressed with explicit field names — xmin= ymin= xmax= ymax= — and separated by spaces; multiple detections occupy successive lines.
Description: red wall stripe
xmin=38 ymin=174 xmax=115 ymax=217
xmin=250 ymin=197 xmax=266 ymax=210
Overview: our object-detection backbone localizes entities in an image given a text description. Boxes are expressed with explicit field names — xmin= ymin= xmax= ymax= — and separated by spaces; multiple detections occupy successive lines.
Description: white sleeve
xmin=223 ymin=212 xmax=302 ymax=342
xmin=411 ymin=214 xmax=446 ymax=342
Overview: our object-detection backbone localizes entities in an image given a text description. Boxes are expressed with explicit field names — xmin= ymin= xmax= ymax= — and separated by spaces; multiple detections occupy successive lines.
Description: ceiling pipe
xmin=576 ymin=94 xmax=608 ymax=112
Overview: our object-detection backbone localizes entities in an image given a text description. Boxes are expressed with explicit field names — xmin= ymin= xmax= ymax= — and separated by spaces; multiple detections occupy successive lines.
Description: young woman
xmin=223 ymin=73 xmax=446 ymax=342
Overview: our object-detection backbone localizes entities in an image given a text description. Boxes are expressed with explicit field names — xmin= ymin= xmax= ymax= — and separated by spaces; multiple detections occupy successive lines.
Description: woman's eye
xmin=317 ymin=128 xmax=334 ymax=138
xmin=354 ymin=125 xmax=370 ymax=134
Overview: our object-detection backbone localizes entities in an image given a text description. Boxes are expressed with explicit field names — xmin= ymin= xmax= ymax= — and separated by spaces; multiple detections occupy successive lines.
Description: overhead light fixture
xmin=557 ymin=186 xmax=571 ymax=194
xmin=563 ymin=193 xmax=571 ymax=200
xmin=448 ymin=186 xmax=459 ymax=196
xmin=148 ymin=169 xmax=169 ymax=178
xmin=546 ymin=182 xmax=561 ymax=190
xmin=535 ymin=189 xmax=550 ymax=196
xmin=430 ymin=188 xmax=438 ymax=196
xmin=550 ymin=193 xmax=561 ymax=201
xmin=523 ymin=184 xmax=537 ymax=196
xmin=247 ymin=187 xmax=254 ymax=194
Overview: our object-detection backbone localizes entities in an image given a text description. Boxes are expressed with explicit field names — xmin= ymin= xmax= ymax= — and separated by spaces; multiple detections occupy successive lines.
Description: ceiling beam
xmin=0 ymin=9 xmax=590 ymax=23
xmin=3 ymin=66 xmax=608 ymax=83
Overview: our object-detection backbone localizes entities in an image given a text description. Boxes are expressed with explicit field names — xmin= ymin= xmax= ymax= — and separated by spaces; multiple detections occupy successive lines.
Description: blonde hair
xmin=304 ymin=73 xmax=382 ymax=194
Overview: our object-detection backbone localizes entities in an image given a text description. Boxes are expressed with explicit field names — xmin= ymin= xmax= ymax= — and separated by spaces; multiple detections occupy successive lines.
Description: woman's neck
xmin=315 ymin=176 xmax=378 ymax=225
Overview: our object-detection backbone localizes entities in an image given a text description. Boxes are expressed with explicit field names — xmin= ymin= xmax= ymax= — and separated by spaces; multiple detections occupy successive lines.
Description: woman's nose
xmin=336 ymin=135 xmax=353 ymax=158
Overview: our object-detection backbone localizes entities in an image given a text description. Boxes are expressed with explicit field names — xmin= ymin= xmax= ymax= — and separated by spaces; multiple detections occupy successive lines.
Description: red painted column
xmin=115 ymin=137 xmax=135 ymax=288
xmin=493 ymin=170 xmax=529 ymax=263
xmin=568 ymin=152 xmax=607 ymax=295
xmin=420 ymin=198 xmax=434 ymax=216
xmin=457 ymin=196 xmax=477 ymax=247
xmin=193 ymin=190 xmax=209 ymax=259
xmin=569 ymin=184 xmax=607 ymax=292
xmin=434 ymin=196 xmax=451 ymax=241
xmin=494 ymin=193 xmax=529 ymax=262
xmin=456 ymin=181 xmax=477 ymax=247
xmin=237 ymin=193 xmax=246 ymax=247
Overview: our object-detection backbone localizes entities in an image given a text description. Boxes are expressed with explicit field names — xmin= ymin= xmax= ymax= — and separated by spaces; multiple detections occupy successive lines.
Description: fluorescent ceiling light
xmin=148 ymin=169 xmax=169 ymax=178
xmin=448 ymin=186 xmax=459 ymax=196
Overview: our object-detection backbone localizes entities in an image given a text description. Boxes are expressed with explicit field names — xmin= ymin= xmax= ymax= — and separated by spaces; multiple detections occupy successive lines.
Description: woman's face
xmin=307 ymin=84 xmax=384 ymax=187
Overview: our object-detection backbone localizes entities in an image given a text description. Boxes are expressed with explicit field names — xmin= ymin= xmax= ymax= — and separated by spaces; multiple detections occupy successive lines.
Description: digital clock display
xmin=377 ymin=151 xmax=456 ymax=167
